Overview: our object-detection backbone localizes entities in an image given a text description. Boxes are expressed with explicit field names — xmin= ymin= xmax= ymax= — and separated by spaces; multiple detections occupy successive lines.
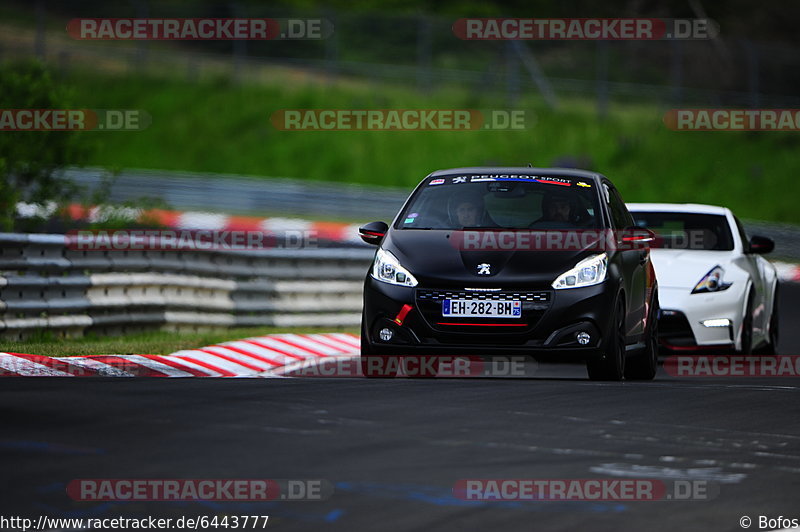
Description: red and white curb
xmin=0 ymin=333 xmax=360 ymax=377
xmin=62 ymin=204 xmax=364 ymax=245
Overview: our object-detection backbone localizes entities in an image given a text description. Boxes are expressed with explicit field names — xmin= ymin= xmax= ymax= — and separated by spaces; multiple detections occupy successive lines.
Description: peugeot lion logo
xmin=477 ymin=263 xmax=491 ymax=275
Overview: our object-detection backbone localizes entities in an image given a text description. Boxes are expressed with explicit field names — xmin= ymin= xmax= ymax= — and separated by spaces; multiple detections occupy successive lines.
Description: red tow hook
xmin=394 ymin=304 xmax=413 ymax=325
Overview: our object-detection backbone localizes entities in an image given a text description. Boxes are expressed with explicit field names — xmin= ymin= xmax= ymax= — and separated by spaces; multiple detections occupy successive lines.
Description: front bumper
xmin=658 ymin=286 xmax=741 ymax=350
xmin=362 ymin=276 xmax=617 ymax=360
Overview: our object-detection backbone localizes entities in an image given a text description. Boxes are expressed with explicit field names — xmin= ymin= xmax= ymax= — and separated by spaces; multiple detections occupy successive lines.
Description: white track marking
xmin=218 ymin=341 xmax=293 ymax=365
xmin=123 ymin=355 xmax=196 ymax=377
xmin=589 ymin=463 xmax=747 ymax=483
xmin=0 ymin=354 xmax=75 ymax=377
xmin=328 ymin=333 xmax=360 ymax=348
xmin=158 ymin=354 xmax=225 ymax=376
xmin=307 ymin=333 xmax=361 ymax=353
xmin=57 ymin=357 xmax=134 ymax=377
xmin=275 ymin=334 xmax=343 ymax=355
xmin=171 ymin=352 xmax=260 ymax=375
xmin=245 ymin=336 xmax=319 ymax=358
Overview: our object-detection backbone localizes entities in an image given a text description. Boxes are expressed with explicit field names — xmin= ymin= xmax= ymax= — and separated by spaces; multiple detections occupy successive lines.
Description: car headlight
xmin=552 ymin=253 xmax=608 ymax=290
xmin=692 ymin=265 xmax=732 ymax=294
xmin=371 ymin=248 xmax=418 ymax=287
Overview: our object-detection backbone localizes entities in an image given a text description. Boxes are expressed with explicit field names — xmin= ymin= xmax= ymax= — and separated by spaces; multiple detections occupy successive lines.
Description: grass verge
xmin=61 ymin=67 xmax=800 ymax=224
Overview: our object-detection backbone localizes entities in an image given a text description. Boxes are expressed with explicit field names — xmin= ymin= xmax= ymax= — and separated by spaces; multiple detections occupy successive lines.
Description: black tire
xmin=587 ymin=298 xmax=626 ymax=381
xmin=759 ymin=285 xmax=779 ymax=356
xmin=739 ymin=291 xmax=754 ymax=355
xmin=625 ymin=295 xmax=659 ymax=381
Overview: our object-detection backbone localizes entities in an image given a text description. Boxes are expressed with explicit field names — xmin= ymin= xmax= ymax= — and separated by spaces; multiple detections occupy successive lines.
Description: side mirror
xmin=748 ymin=235 xmax=774 ymax=254
xmin=621 ymin=227 xmax=656 ymax=249
xmin=358 ymin=221 xmax=389 ymax=246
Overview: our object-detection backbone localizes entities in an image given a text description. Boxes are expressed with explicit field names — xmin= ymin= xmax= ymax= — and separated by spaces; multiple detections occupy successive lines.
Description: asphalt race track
xmin=3 ymin=282 xmax=800 ymax=532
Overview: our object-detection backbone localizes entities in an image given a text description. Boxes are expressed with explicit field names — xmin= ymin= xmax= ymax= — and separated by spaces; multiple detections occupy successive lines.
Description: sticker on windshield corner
xmin=408 ymin=212 xmax=419 ymax=218
xmin=429 ymin=178 xmax=445 ymax=185
xmin=577 ymin=181 xmax=592 ymax=188
xmin=404 ymin=217 xmax=415 ymax=224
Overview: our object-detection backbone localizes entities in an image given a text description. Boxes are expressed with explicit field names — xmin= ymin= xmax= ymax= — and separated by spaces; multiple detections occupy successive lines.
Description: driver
xmin=455 ymin=199 xmax=480 ymax=226
xmin=542 ymin=191 xmax=574 ymax=222
xmin=532 ymin=190 xmax=585 ymax=226
xmin=448 ymin=192 xmax=494 ymax=228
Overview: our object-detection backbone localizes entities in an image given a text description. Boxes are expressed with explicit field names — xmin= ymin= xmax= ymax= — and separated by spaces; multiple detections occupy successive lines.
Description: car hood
xmin=649 ymin=249 xmax=735 ymax=289
xmin=382 ymin=229 xmax=599 ymax=288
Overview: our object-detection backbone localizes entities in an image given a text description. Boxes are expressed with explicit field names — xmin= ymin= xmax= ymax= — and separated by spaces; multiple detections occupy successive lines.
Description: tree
xmin=0 ymin=60 xmax=90 ymax=231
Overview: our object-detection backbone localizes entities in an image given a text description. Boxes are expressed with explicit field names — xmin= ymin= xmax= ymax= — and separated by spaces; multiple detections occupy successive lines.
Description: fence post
xmin=231 ymin=1 xmax=246 ymax=84
xmin=416 ymin=14 xmax=432 ymax=93
xmin=742 ymin=39 xmax=760 ymax=108
xmin=35 ymin=0 xmax=46 ymax=59
xmin=505 ymin=41 xmax=520 ymax=107
xmin=596 ymin=40 xmax=609 ymax=119
xmin=670 ymin=39 xmax=683 ymax=105
xmin=131 ymin=0 xmax=149 ymax=73
xmin=511 ymin=40 xmax=558 ymax=109
xmin=325 ymin=9 xmax=339 ymax=84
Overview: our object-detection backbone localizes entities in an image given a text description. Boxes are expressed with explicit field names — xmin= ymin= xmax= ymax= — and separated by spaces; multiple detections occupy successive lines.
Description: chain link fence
xmin=4 ymin=2 xmax=800 ymax=109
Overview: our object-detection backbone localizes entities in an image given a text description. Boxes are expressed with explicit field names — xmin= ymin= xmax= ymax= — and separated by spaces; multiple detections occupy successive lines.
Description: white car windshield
xmin=631 ymin=212 xmax=734 ymax=251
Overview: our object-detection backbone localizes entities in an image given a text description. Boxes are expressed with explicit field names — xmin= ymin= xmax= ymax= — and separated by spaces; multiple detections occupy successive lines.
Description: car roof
xmin=626 ymin=203 xmax=731 ymax=216
xmin=428 ymin=167 xmax=603 ymax=181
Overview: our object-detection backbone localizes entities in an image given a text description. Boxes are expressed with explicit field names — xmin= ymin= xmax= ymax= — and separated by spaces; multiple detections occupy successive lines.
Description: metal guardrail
xmin=0 ymin=233 xmax=375 ymax=341
xmin=62 ymin=168 xmax=800 ymax=260
xmin=63 ymin=168 xmax=409 ymax=222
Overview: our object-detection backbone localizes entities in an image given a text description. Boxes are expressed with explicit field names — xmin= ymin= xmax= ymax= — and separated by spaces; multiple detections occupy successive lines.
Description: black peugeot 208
xmin=358 ymin=167 xmax=659 ymax=381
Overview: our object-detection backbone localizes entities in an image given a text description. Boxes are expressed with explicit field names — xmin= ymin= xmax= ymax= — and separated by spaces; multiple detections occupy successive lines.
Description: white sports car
xmin=627 ymin=203 xmax=779 ymax=355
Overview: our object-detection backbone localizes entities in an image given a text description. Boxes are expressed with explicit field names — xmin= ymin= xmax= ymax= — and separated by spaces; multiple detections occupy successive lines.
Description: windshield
xmin=397 ymin=175 xmax=602 ymax=230
xmin=630 ymin=211 xmax=734 ymax=251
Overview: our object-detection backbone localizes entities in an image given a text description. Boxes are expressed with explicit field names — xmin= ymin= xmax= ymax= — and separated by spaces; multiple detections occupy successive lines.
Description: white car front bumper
xmin=658 ymin=286 xmax=744 ymax=349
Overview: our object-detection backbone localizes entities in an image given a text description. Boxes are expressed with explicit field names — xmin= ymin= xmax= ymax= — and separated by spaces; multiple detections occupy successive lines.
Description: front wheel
xmin=587 ymin=299 xmax=626 ymax=381
xmin=759 ymin=286 xmax=779 ymax=356
xmin=739 ymin=292 xmax=754 ymax=355
xmin=625 ymin=296 xmax=659 ymax=381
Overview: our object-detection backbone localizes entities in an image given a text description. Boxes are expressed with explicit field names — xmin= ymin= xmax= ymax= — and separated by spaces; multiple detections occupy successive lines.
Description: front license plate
xmin=442 ymin=299 xmax=521 ymax=318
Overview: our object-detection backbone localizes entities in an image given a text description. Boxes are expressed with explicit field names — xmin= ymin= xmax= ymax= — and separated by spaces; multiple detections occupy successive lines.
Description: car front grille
xmin=414 ymin=288 xmax=551 ymax=335
xmin=416 ymin=289 xmax=550 ymax=305
xmin=658 ymin=310 xmax=697 ymax=346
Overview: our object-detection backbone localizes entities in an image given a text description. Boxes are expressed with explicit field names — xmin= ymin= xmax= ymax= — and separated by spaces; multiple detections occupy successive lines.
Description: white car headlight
xmin=552 ymin=253 xmax=608 ymax=290
xmin=692 ymin=265 xmax=732 ymax=294
xmin=371 ymin=248 xmax=418 ymax=287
